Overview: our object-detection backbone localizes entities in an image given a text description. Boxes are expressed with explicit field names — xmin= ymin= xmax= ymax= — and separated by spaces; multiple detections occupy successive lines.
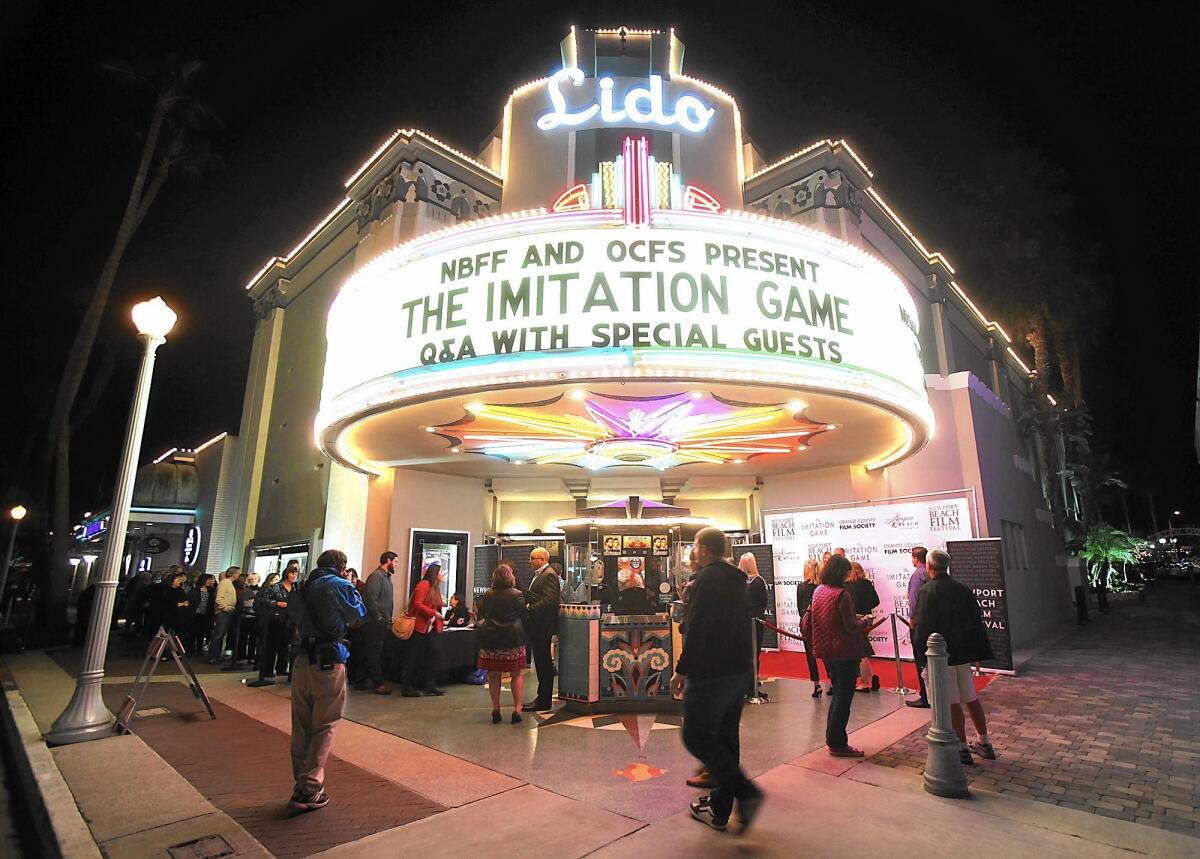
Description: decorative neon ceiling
xmin=431 ymin=392 xmax=834 ymax=470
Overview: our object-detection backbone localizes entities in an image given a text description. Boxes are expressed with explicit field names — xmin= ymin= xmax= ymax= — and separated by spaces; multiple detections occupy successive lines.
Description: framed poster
xmin=946 ymin=538 xmax=1014 ymax=673
xmin=622 ymin=535 xmax=651 ymax=551
xmin=602 ymin=535 xmax=622 ymax=555
xmin=651 ymin=535 xmax=669 ymax=556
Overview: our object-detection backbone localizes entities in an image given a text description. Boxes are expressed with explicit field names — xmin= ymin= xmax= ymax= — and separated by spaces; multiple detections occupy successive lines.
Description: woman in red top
xmin=802 ymin=555 xmax=869 ymax=757
xmin=403 ymin=563 xmax=446 ymax=697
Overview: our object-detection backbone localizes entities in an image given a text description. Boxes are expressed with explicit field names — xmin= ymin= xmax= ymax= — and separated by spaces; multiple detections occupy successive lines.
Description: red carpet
xmin=759 ymin=650 xmax=993 ymax=693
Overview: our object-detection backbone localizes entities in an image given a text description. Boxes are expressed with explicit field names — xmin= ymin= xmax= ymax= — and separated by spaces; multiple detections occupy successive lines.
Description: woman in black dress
xmin=740 ymin=552 xmax=769 ymax=701
xmin=845 ymin=561 xmax=880 ymax=692
xmin=475 ymin=564 xmax=529 ymax=723
xmin=796 ymin=558 xmax=825 ymax=697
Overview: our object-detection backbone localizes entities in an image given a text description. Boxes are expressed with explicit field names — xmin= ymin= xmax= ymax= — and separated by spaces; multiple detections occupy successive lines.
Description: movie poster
xmin=764 ymin=497 xmax=974 ymax=659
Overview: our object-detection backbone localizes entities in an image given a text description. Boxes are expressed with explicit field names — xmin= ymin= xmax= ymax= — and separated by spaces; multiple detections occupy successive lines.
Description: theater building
xmin=229 ymin=27 xmax=1071 ymax=655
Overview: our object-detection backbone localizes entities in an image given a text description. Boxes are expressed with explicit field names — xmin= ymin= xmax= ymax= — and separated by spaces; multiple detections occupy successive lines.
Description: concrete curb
xmin=0 ymin=682 xmax=101 ymax=858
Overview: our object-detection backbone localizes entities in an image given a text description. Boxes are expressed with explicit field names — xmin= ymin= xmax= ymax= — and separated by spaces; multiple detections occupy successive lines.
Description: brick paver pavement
xmin=101 ymin=681 xmax=444 ymax=857
xmin=872 ymin=580 xmax=1200 ymax=836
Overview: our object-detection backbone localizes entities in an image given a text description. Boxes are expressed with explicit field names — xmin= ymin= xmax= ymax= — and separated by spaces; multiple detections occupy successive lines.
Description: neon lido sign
xmin=537 ymin=67 xmax=716 ymax=134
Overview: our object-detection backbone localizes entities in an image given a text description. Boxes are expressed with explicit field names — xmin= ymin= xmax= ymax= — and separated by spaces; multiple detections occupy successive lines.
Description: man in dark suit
xmin=523 ymin=547 xmax=561 ymax=711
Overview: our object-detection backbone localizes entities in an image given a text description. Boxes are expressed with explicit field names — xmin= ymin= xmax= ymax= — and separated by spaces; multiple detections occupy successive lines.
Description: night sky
xmin=3 ymin=1 xmax=1196 ymax=534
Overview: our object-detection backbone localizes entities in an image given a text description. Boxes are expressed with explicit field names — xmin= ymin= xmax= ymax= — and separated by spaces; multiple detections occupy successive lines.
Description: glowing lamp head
xmin=132 ymin=296 xmax=177 ymax=340
xmin=465 ymin=402 xmax=484 ymax=413
xmin=786 ymin=400 xmax=806 ymax=414
xmin=10 ymin=505 xmax=27 ymax=521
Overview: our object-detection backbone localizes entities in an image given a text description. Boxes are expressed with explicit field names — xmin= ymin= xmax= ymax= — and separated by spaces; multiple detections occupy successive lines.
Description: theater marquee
xmin=317 ymin=206 xmax=932 ymax=475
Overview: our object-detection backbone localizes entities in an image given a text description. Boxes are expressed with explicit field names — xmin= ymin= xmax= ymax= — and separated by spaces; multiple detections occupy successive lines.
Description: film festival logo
xmin=809 ymin=542 xmax=832 ymax=558
xmin=928 ymin=504 xmax=962 ymax=532
xmin=885 ymin=512 xmax=919 ymax=530
xmin=770 ymin=516 xmax=796 ymax=541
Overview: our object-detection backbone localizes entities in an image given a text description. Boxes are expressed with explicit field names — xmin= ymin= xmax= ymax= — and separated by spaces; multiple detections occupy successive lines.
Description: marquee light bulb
xmin=465 ymin=402 xmax=484 ymax=413
xmin=786 ymin=400 xmax=806 ymax=413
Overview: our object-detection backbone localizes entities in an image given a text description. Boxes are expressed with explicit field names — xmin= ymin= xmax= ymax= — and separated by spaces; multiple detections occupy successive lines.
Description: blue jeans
xmin=825 ymin=659 xmax=859 ymax=748
xmin=682 ymin=672 xmax=759 ymax=818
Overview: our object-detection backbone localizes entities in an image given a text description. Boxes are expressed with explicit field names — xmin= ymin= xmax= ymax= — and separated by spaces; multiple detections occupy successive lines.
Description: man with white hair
xmin=523 ymin=547 xmax=561 ymax=711
xmin=912 ymin=548 xmax=996 ymax=765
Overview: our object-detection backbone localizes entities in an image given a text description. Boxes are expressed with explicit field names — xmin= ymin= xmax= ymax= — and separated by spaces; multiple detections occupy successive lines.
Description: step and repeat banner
xmin=764 ymin=497 xmax=974 ymax=659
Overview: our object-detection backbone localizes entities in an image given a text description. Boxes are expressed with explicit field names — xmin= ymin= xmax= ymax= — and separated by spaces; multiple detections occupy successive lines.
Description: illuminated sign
xmin=74 ymin=516 xmax=109 ymax=542
xmin=182 ymin=525 xmax=202 ymax=566
xmin=319 ymin=208 xmax=933 ymax=472
xmin=537 ymin=68 xmax=715 ymax=134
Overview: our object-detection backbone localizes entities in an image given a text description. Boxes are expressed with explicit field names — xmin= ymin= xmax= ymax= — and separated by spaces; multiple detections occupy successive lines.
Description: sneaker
xmin=969 ymin=741 xmax=996 ymax=761
xmin=686 ymin=769 xmax=715 ymax=789
xmin=287 ymin=790 xmax=330 ymax=815
xmin=736 ymin=790 xmax=765 ymax=833
xmin=689 ymin=796 xmax=728 ymax=831
xmin=958 ymin=748 xmax=976 ymax=766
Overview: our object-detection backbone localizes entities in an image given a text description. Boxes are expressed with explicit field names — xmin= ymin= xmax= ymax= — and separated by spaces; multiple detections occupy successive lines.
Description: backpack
xmin=287 ymin=572 xmax=341 ymax=640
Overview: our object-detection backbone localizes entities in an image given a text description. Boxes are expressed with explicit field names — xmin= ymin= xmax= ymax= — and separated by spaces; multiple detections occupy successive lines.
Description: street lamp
xmin=0 ymin=505 xmax=29 ymax=621
xmin=48 ymin=297 xmax=176 ymax=745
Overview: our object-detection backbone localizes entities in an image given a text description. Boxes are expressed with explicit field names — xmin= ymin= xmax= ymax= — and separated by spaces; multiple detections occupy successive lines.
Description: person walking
xmin=207 ymin=567 xmax=240 ymax=664
xmin=795 ymin=558 xmax=824 ymax=698
xmin=360 ymin=551 xmax=397 ymax=695
xmin=475 ymin=563 xmax=529 ymax=724
xmin=403 ymin=562 xmax=446 ymax=697
xmin=672 ymin=527 xmax=764 ymax=834
xmin=285 ymin=548 xmax=366 ymax=814
xmin=802 ymin=554 xmax=870 ymax=758
xmin=845 ymin=561 xmax=881 ymax=693
xmin=912 ymin=549 xmax=996 ymax=765
xmin=739 ymin=552 xmax=769 ymax=702
xmin=523 ymin=548 xmax=561 ymax=711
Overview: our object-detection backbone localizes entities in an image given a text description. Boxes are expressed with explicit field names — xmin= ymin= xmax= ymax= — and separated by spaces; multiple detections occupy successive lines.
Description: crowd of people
xmin=110 ymin=534 xmax=996 ymax=828
xmin=118 ymin=561 xmax=301 ymax=676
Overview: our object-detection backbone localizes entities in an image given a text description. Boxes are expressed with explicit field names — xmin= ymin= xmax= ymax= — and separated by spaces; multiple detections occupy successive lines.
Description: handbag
xmin=392 ymin=612 xmax=416 ymax=640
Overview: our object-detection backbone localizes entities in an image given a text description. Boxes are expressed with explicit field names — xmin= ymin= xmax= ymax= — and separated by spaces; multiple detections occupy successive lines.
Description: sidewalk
xmin=872 ymin=578 xmax=1200 ymax=835
xmin=1 ymin=583 xmax=1197 ymax=857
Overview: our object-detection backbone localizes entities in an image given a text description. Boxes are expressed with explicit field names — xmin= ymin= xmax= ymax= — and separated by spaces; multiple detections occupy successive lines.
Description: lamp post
xmin=47 ymin=297 xmax=176 ymax=746
xmin=0 ymin=504 xmax=28 ymax=622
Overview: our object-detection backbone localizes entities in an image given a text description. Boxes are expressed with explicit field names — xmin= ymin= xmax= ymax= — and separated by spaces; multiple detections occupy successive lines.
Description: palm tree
xmin=42 ymin=57 xmax=216 ymax=633
xmin=1077 ymin=525 xmax=1143 ymax=592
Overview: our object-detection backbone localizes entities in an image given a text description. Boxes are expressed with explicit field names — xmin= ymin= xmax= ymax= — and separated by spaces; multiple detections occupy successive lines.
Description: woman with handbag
xmin=403 ymin=562 xmax=446 ymax=697
xmin=475 ymin=564 xmax=530 ymax=723
xmin=801 ymin=555 xmax=870 ymax=758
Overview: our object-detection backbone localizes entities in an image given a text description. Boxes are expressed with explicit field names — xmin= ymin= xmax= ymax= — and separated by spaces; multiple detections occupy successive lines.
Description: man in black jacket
xmin=523 ymin=547 xmax=561 ymax=711
xmin=912 ymin=549 xmax=996 ymax=766
xmin=671 ymin=527 xmax=764 ymax=834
